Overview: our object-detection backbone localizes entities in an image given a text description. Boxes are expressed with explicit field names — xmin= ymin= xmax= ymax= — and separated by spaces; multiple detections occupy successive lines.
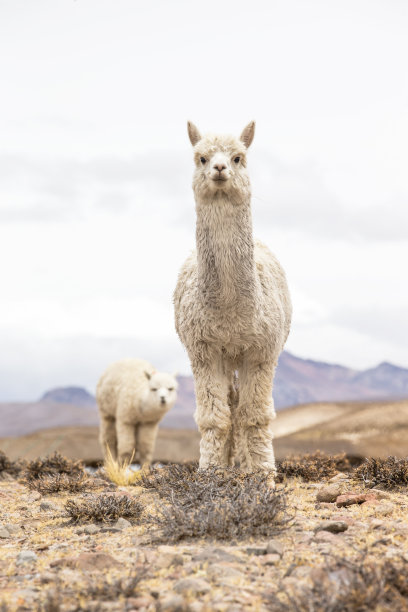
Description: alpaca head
xmin=188 ymin=121 xmax=255 ymax=202
xmin=144 ymin=370 xmax=178 ymax=410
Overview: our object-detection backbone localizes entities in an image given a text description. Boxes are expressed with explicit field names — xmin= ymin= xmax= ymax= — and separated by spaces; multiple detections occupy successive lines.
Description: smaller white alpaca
xmin=96 ymin=359 xmax=178 ymax=465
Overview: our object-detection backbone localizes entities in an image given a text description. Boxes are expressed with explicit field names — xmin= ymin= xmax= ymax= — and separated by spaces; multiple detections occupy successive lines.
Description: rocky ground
xmin=0 ymin=456 xmax=408 ymax=611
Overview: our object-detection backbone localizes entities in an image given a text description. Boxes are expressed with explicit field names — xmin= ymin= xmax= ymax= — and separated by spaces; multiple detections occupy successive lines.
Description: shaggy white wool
xmin=174 ymin=122 xmax=292 ymax=475
xmin=96 ymin=358 xmax=178 ymax=464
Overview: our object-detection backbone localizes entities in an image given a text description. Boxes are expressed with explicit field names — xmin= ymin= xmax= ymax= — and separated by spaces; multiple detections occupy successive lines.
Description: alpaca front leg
xmin=237 ymin=357 xmax=276 ymax=473
xmin=99 ymin=416 xmax=117 ymax=460
xmin=137 ymin=422 xmax=159 ymax=466
xmin=192 ymin=356 xmax=231 ymax=469
xmin=116 ymin=420 xmax=137 ymax=463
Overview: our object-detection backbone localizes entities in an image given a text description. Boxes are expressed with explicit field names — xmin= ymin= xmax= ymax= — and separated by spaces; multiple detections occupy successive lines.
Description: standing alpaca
xmin=96 ymin=359 xmax=178 ymax=465
xmin=174 ymin=121 xmax=292 ymax=474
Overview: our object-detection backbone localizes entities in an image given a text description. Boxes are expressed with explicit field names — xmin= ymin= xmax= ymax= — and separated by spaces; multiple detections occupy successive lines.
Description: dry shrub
xmin=141 ymin=463 xmax=290 ymax=541
xmin=354 ymin=456 xmax=408 ymax=490
xmin=266 ymin=554 xmax=408 ymax=611
xmin=78 ymin=568 xmax=146 ymax=601
xmin=277 ymin=451 xmax=350 ymax=482
xmin=103 ymin=446 xmax=143 ymax=486
xmin=65 ymin=493 xmax=143 ymax=524
xmin=0 ymin=450 xmax=24 ymax=478
xmin=25 ymin=471 xmax=90 ymax=495
xmin=22 ymin=452 xmax=84 ymax=479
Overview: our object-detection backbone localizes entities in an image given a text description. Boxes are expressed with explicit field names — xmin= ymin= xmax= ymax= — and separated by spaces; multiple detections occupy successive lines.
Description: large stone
xmin=159 ymin=594 xmax=186 ymax=611
xmin=51 ymin=552 xmax=121 ymax=571
xmin=266 ymin=539 xmax=284 ymax=556
xmin=192 ymin=547 xmax=240 ymax=564
xmin=114 ymin=517 xmax=132 ymax=530
xmin=336 ymin=493 xmax=377 ymax=507
xmin=315 ymin=521 xmax=348 ymax=534
xmin=316 ymin=483 xmax=344 ymax=503
xmin=16 ymin=550 xmax=38 ymax=565
xmin=173 ymin=578 xmax=211 ymax=596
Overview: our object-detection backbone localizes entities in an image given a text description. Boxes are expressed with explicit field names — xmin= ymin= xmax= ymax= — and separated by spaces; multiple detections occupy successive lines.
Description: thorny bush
xmin=141 ymin=463 xmax=291 ymax=541
xmin=265 ymin=553 xmax=408 ymax=611
xmin=65 ymin=493 xmax=143 ymax=524
xmin=354 ymin=456 xmax=408 ymax=490
xmin=276 ymin=451 xmax=350 ymax=482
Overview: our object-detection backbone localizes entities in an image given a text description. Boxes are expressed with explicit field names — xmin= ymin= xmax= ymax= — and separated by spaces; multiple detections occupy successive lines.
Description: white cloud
xmin=0 ymin=0 xmax=407 ymax=398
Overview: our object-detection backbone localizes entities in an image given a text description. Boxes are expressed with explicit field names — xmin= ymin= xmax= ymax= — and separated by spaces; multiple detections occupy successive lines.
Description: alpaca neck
xmin=195 ymin=192 xmax=257 ymax=310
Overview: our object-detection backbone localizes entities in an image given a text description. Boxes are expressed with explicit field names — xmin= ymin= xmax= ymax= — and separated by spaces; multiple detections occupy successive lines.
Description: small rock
xmin=372 ymin=502 xmax=394 ymax=516
xmin=314 ymin=531 xmax=342 ymax=543
xmin=187 ymin=604 xmax=204 ymax=612
xmin=173 ymin=578 xmax=211 ymax=595
xmin=315 ymin=521 xmax=348 ymax=534
xmin=336 ymin=493 xmax=377 ymax=507
xmin=100 ymin=526 xmax=121 ymax=533
xmin=114 ymin=517 xmax=132 ymax=530
xmin=0 ymin=527 xmax=10 ymax=538
xmin=266 ymin=539 xmax=284 ymax=556
xmin=40 ymin=501 xmax=57 ymax=512
xmin=16 ymin=550 xmax=38 ymax=565
xmin=370 ymin=519 xmax=385 ymax=529
xmin=51 ymin=552 xmax=121 ymax=571
xmin=83 ymin=524 xmax=100 ymax=535
xmin=246 ymin=546 xmax=266 ymax=556
xmin=328 ymin=473 xmax=349 ymax=483
xmin=316 ymin=483 xmax=344 ymax=503
xmin=159 ymin=594 xmax=186 ymax=611
xmin=192 ymin=547 xmax=240 ymax=563
xmin=4 ymin=524 xmax=23 ymax=535
xmin=207 ymin=563 xmax=243 ymax=580
xmin=127 ymin=596 xmax=153 ymax=609
xmin=27 ymin=492 xmax=42 ymax=502
xmin=261 ymin=553 xmax=281 ymax=565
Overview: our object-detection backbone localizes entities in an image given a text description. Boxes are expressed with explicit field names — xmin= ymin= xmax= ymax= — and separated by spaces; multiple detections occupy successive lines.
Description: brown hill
xmin=1 ymin=399 xmax=406 ymax=464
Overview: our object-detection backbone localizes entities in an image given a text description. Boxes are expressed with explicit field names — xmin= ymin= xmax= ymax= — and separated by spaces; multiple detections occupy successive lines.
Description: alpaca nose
xmin=214 ymin=163 xmax=227 ymax=172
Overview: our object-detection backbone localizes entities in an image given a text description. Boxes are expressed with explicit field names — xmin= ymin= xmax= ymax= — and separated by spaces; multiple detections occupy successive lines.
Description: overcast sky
xmin=0 ymin=0 xmax=407 ymax=401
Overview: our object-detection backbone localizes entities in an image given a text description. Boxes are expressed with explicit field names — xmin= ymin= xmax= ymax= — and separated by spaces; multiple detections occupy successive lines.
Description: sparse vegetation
xmin=354 ymin=456 xmax=408 ymax=490
xmin=277 ymin=451 xmax=350 ymax=482
xmin=25 ymin=471 xmax=90 ymax=495
xmin=142 ymin=463 xmax=290 ymax=541
xmin=22 ymin=451 xmax=84 ymax=480
xmin=65 ymin=493 xmax=143 ymax=524
xmin=266 ymin=554 xmax=408 ymax=611
xmin=0 ymin=450 xmax=23 ymax=478
xmin=103 ymin=446 xmax=143 ymax=486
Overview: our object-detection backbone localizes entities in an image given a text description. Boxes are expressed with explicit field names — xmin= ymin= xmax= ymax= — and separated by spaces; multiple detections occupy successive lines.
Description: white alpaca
xmin=174 ymin=121 xmax=292 ymax=474
xmin=96 ymin=359 xmax=178 ymax=465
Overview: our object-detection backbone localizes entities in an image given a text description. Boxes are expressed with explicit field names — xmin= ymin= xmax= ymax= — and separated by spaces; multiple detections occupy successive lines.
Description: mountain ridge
xmin=1 ymin=351 xmax=407 ymax=436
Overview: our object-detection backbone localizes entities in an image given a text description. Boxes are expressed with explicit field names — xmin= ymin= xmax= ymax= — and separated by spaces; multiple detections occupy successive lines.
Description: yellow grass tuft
xmin=103 ymin=446 xmax=144 ymax=486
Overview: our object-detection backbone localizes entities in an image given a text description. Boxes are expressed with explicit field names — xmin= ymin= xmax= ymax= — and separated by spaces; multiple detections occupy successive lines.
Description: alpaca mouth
xmin=212 ymin=176 xmax=228 ymax=182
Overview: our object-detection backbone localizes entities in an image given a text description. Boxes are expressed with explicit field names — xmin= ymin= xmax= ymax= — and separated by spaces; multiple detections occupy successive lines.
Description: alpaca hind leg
xmin=137 ymin=422 xmax=159 ymax=466
xmin=116 ymin=420 xmax=137 ymax=464
xmin=192 ymin=352 xmax=231 ymax=469
xmin=99 ymin=416 xmax=117 ymax=460
xmin=236 ymin=356 xmax=276 ymax=473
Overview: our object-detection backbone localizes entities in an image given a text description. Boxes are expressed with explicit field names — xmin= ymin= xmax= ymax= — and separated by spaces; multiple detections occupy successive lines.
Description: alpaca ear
xmin=144 ymin=371 xmax=151 ymax=381
xmin=240 ymin=121 xmax=255 ymax=148
xmin=187 ymin=121 xmax=201 ymax=146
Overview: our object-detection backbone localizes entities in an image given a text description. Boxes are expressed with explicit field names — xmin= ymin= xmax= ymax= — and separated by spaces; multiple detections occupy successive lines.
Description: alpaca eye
xmin=151 ymin=388 xmax=158 ymax=392
xmin=168 ymin=387 xmax=174 ymax=392
xmin=200 ymin=157 xmax=206 ymax=165
xmin=234 ymin=156 xmax=240 ymax=164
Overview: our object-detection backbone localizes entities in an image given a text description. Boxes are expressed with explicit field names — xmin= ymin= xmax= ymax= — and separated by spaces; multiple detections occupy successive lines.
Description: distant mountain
xmin=1 ymin=351 xmax=407 ymax=437
xmin=273 ymin=352 xmax=408 ymax=408
xmin=40 ymin=386 xmax=97 ymax=407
